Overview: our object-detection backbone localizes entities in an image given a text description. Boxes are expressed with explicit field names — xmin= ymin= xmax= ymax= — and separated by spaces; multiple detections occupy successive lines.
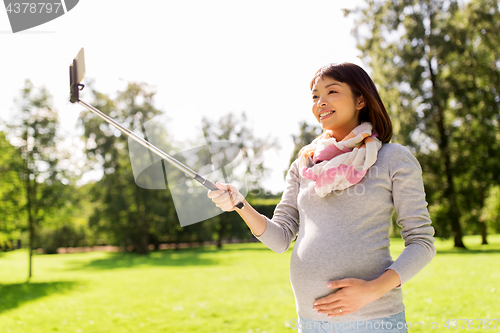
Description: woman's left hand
xmin=312 ymin=278 xmax=381 ymax=317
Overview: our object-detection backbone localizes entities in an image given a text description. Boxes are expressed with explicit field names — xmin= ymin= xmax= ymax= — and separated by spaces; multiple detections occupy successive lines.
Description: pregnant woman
xmin=208 ymin=62 xmax=436 ymax=333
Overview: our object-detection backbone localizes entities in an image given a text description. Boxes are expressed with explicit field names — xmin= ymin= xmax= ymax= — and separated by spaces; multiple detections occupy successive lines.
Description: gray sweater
xmin=253 ymin=143 xmax=436 ymax=322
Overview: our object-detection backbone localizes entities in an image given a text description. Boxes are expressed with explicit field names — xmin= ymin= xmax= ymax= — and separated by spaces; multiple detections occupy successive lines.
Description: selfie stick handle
xmin=76 ymin=99 xmax=244 ymax=209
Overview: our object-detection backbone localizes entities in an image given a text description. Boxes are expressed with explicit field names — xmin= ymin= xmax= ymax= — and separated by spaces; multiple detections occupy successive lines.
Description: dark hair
xmin=310 ymin=63 xmax=392 ymax=143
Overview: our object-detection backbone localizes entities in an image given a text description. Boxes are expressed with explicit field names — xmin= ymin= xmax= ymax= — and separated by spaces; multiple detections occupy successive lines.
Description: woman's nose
xmin=318 ymin=98 xmax=327 ymax=107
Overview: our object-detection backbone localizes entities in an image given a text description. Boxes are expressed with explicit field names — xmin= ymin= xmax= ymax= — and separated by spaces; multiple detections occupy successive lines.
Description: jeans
xmin=296 ymin=311 xmax=409 ymax=333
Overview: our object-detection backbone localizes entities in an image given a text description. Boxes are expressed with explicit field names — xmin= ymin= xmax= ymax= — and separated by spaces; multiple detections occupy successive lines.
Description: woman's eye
xmin=312 ymin=95 xmax=318 ymax=99
xmin=329 ymin=90 xmax=336 ymax=94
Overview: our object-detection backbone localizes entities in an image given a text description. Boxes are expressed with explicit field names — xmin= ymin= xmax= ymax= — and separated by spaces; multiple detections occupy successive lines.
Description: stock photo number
xmin=442 ymin=319 xmax=498 ymax=330
xmin=6 ymin=2 xmax=63 ymax=14
xmin=3 ymin=0 xmax=79 ymax=33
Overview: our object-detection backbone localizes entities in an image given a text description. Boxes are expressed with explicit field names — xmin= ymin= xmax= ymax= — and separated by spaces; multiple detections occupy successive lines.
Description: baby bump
xmin=290 ymin=234 xmax=393 ymax=282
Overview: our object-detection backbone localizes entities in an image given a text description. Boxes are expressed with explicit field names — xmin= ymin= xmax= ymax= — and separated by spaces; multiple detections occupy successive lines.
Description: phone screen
xmin=74 ymin=48 xmax=85 ymax=84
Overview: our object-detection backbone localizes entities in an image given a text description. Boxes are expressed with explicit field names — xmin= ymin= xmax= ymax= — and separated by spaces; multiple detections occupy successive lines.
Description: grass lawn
xmin=0 ymin=235 xmax=499 ymax=333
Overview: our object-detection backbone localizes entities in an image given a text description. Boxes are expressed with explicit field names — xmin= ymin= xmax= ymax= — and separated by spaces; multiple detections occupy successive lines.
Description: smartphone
xmin=69 ymin=48 xmax=85 ymax=103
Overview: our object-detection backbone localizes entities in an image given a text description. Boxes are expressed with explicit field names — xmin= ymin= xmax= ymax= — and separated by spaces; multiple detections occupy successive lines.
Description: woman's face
xmin=311 ymin=76 xmax=364 ymax=140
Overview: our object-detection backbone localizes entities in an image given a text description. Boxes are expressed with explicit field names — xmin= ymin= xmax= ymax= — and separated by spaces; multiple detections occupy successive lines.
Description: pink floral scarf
xmin=299 ymin=122 xmax=382 ymax=197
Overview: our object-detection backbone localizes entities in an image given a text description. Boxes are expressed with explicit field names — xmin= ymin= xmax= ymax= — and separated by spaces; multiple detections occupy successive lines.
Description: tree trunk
xmin=480 ymin=221 xmax=488 ymax=245
xmin=137 ymin=220 xmax=150 ymax=255
xmin=136 ymin=204 xmax=150 ymax=255
xmin=435 ymin=112 xmax=465 ymax=248
xmin=427 ymin=58 xmax=466 ymax=249
xmin=28 ymin=205 xmax=34 ymax=280
xmin=217 ymin=215 xmax=228 ymax=250
xmin=25 ymin=152 xmax=34 ymax=281
xmin=479 ymin=186 xmax=488 ymax=245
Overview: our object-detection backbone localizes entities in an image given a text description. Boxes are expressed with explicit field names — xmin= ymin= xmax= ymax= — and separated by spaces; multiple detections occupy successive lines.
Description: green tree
xmin=347 ymin=0 xmax=500 ymax=247
xmin=441 ymin=0 xmax=500 ymax=244
xmin=7 ymin=80 xmax=60 ymax=278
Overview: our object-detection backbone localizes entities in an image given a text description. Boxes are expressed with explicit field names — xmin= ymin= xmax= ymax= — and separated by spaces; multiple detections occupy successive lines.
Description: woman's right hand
xmin=208 ymin=182 xmax=267 ymax=237
xmin=207 ymin=182 xmax=244 ymax=212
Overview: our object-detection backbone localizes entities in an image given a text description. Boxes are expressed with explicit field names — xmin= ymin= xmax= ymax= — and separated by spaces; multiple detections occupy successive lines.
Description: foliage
xmin=8 ymin=80 xmax=61 ymax=220
xmin=347 ymin=0 xmax=500 ymax=247
xmin=0 ymin=131 xmax=26 ymax=249
xmin=443 ymin=0 xmax=500 ymax=241
xmin=32 ymin=181 xmax=100 ymax=254
xmin=481 ymin=185 xmax=500 ymax=234
xmin=34 ymin=224 xmax=87 ymax=254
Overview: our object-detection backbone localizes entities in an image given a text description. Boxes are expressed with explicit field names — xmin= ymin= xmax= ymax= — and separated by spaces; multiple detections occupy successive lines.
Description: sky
xmin=0 ymin=0 xmax=366 ymax=194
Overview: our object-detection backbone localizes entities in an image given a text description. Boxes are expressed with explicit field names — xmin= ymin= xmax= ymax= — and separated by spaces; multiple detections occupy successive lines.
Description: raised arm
xmin=207 ymin=160 xmax=301 ymax=253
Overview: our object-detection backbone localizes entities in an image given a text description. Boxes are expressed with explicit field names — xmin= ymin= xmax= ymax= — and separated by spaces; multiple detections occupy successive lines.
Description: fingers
xmin=314 ymin=279 xmax=352 ymax=306
xmin=316 ymin=305 xmax=349 ymax=317
xmin=206 ymin=182 xmax=237 ymax=198
xmin=313 ymin=298 xmax=341 ymax=311
xmin=207 ymin=182 xmax=241 ymax=212
xmin=313 ymin=278 xmax=371 ymax=317
xmin=215 ymin=181 xmax=231 ymax=191
xmin=313 ymin=295 xmax=351 ymax=317
xmin=325 ymin=305 xmax=351 ymax=317
xmin=327 ymin=278 xmax=354 ymax=289
xmin=314 ymin=292 xmax=341 ymax=308
xmin=207 ymin=187 xmax=224 ymax=199
xmin=312 ymin=279 xmax=352 ymax=317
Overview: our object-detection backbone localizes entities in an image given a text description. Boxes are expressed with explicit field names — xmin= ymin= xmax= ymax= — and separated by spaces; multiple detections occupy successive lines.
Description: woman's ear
xmin=356 ymin=96 xmax=365 ymax=111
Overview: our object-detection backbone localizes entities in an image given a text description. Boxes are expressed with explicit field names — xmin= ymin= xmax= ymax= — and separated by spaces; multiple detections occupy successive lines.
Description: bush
xmin=35 ymin=224 xmax=87 ymax=254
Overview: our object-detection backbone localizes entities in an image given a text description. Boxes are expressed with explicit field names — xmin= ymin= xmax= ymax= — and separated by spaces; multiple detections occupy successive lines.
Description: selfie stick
xmin=69 ymin=49 xmax=244 ymax=209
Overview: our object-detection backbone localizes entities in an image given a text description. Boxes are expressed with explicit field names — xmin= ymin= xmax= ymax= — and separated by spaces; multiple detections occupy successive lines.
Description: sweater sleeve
xmin=386 ymin=145 xmax=436 ymax=285
xmin=251 ymin=159 xmax=301 ymax=254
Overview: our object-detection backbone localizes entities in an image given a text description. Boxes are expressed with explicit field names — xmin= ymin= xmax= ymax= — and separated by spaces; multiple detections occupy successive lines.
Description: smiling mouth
xmin=319 ymin=110 xmax=334 ymax=119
